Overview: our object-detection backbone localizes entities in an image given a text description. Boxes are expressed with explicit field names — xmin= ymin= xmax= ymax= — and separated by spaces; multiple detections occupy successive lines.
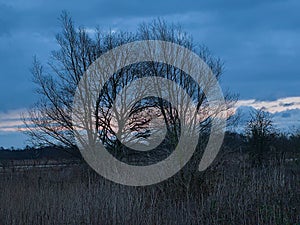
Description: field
xmin=0 ymin=153 xmax=299 ymax=225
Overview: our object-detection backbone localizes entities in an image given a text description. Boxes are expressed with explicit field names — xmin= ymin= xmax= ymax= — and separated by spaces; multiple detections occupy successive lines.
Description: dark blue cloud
xmin=0 ymin=3 xmax=19 ymax=36
xmin=280 ymin=102 xmax=294 ymax=107
xmin=0 ymin=0 xmax=300 ymax=106
xmin=1 ymin=0 xmax=300 ymax=147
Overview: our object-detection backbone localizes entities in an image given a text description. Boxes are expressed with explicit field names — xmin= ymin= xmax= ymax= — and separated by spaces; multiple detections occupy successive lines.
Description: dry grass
xmin=0 ymin=156 xmax=299 ymax=225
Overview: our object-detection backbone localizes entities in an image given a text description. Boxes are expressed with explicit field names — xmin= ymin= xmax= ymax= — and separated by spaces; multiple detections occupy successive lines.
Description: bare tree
xmin=245 ymin=109 xmax=277 ymax=165
xmin=23 ymin=12 xmax=136 ymax=150
xmin=23 ymin=13 xmax=235 ymax=161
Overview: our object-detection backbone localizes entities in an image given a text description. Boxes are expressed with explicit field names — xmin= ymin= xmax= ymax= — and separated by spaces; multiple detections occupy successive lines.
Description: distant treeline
xmin=0 ymin=131 xmax=299 ymax=162
xmin=0 ymin=146 xmax=81 ymax=160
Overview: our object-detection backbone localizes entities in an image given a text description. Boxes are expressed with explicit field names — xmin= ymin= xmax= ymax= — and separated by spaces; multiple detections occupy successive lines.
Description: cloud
xmin=280 ymin=102 xmax=294 ymax=107
xmin=236 ymin=96 xmax=300 ymax=113
xmin=234 ymin=96 xmax=300 ymax=133
xmin=0 ymin=109 xmax=29 ymax=133
xmin=1 ymin=0 xmax=300 ymax=111
xmin=0 ymin=0 xmax=300 ymax=133
xmin=0 ymin=109 xmax=30 ymax=147
xmin=0 ymin=3 xmax=19 ymax=36
xmin=273 ymin=108 xmax=300 ymax=131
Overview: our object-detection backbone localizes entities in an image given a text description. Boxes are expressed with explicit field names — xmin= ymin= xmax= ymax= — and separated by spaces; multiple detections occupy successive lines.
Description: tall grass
xmin=0 ymin=156 xmax=299 ymax=224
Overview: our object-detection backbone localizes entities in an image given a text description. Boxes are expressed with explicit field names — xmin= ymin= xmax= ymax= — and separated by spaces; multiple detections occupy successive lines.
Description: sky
xmin=0 ymin=0 xmax=300 ymax=148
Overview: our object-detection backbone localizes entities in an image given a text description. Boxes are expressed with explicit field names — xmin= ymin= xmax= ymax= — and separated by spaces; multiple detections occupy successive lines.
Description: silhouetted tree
xmin=245 ymin=109 xmax=277 ymax=165
xmin=23 ymin=12 xmax=235 ymax=160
